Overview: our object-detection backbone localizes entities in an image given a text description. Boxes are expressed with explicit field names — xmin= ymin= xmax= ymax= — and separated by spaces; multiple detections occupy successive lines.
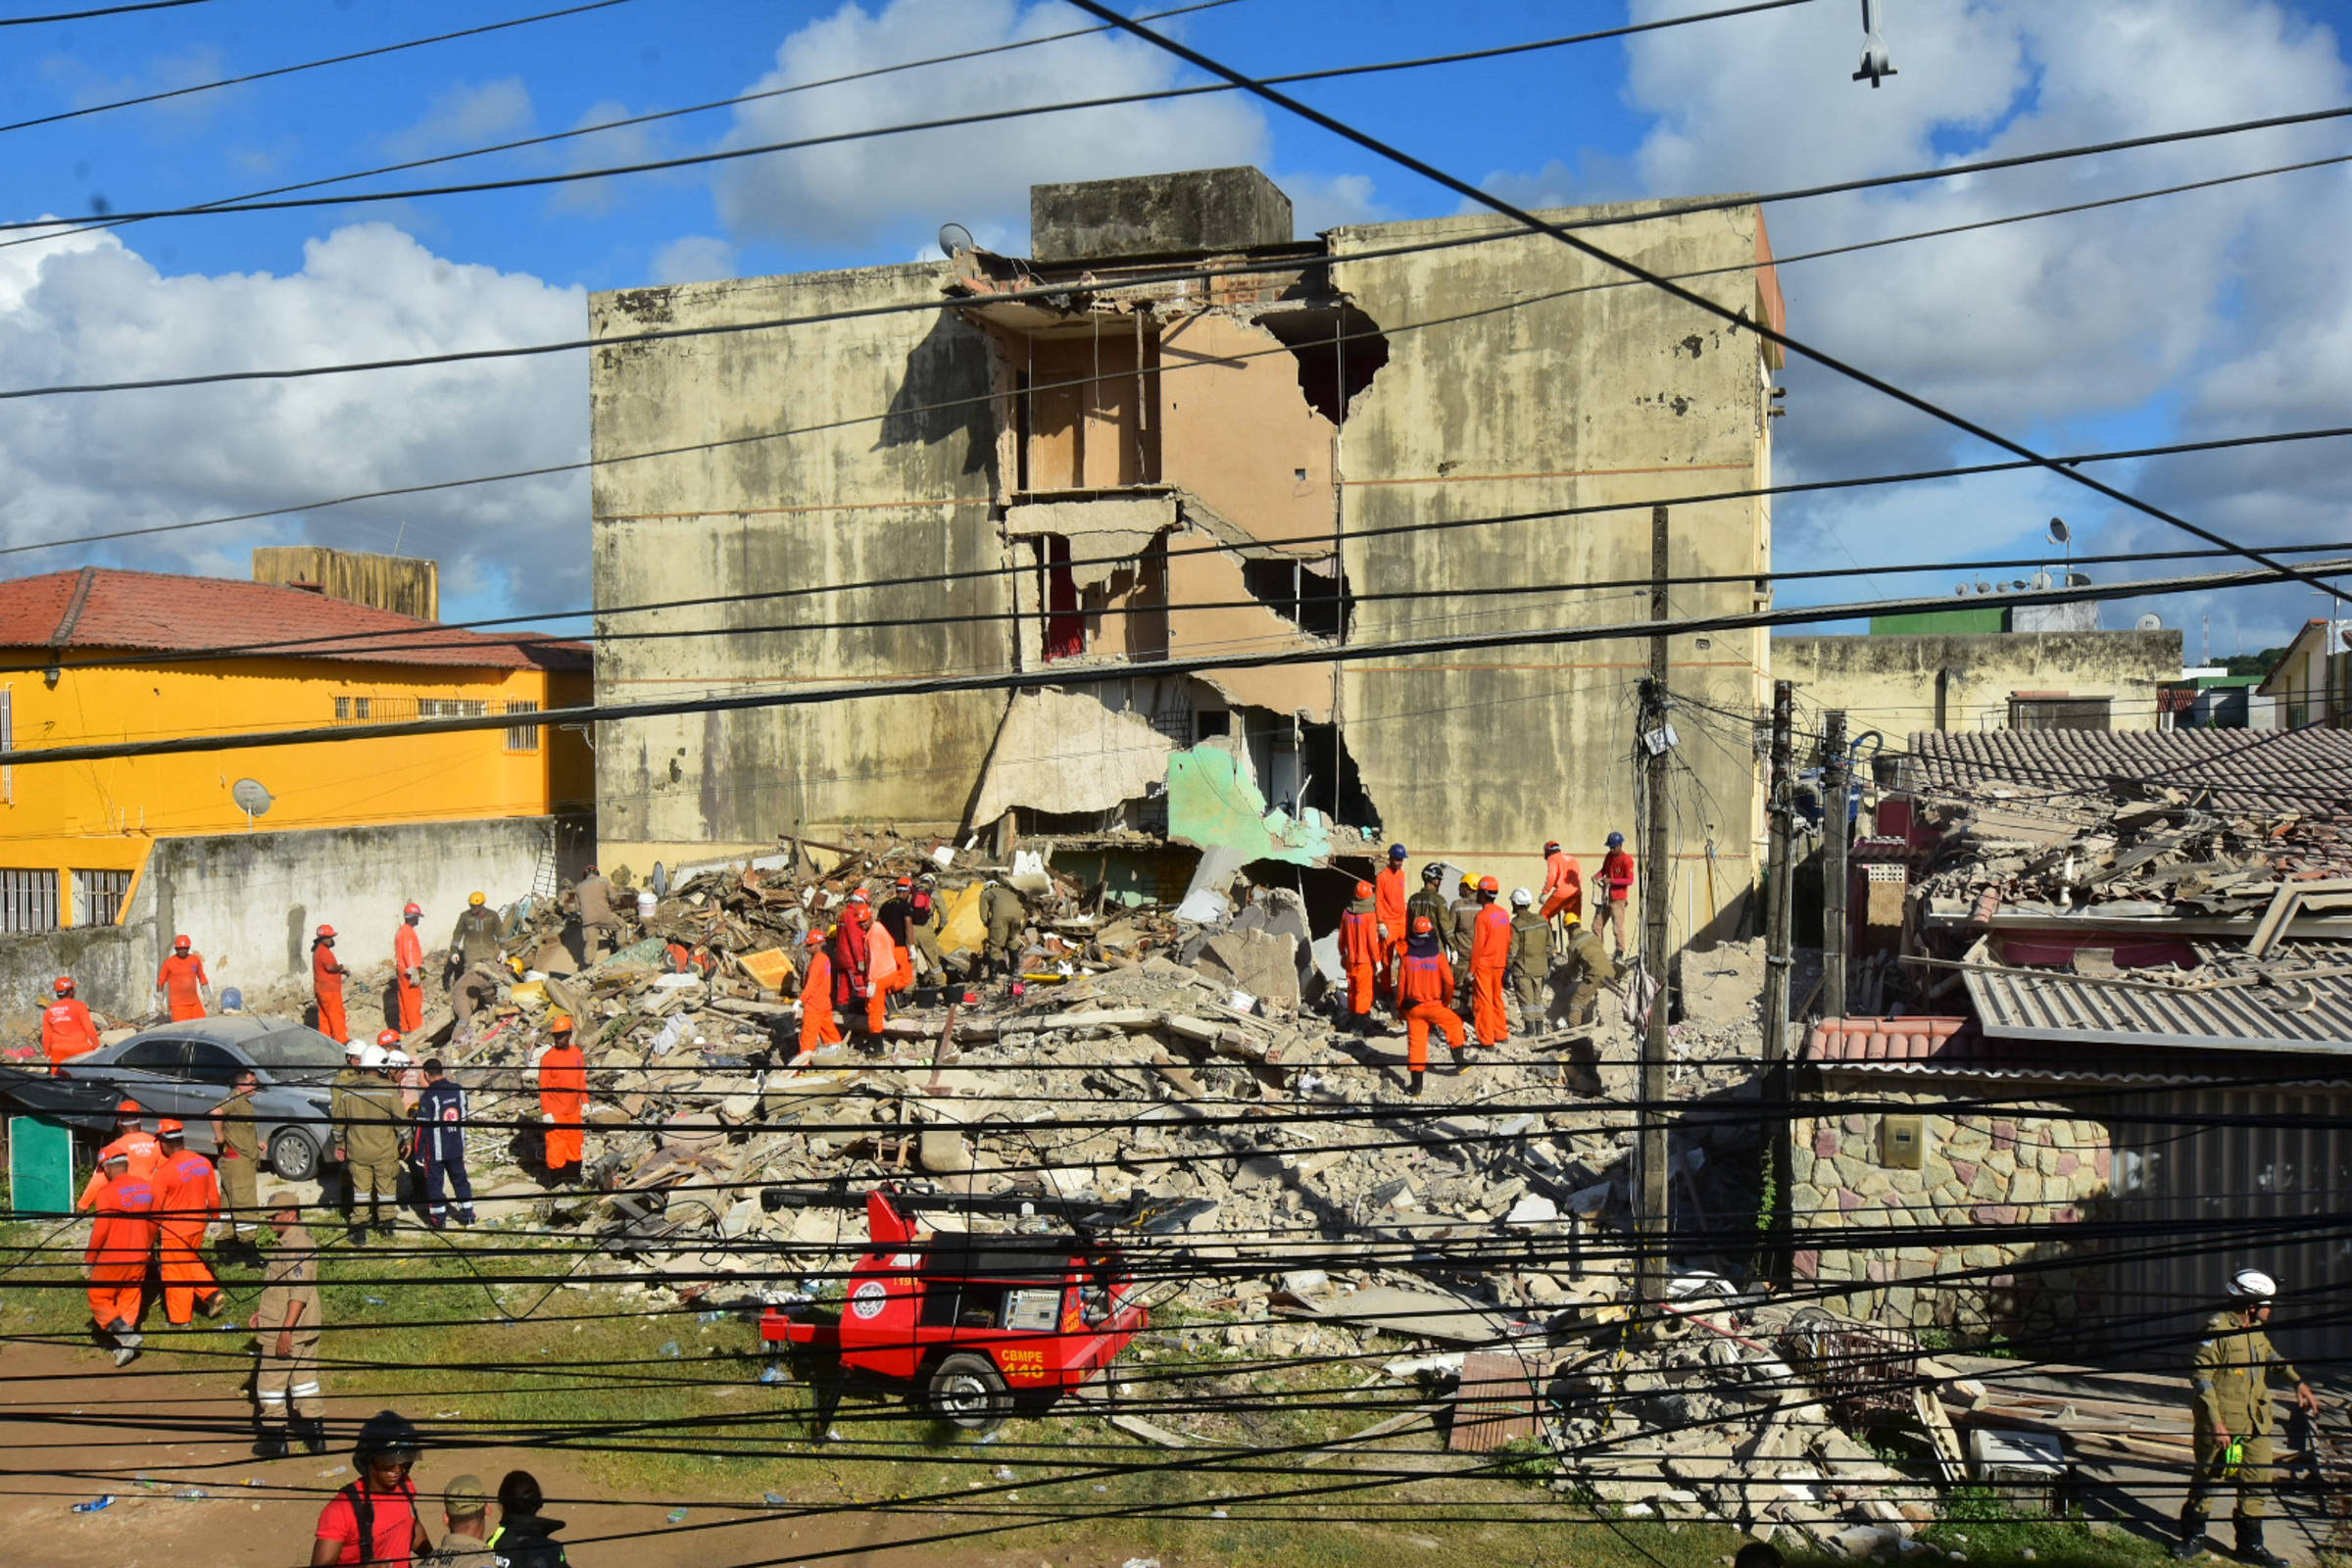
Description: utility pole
xmin=1757 ymin=680 xmax=1795 ymax=1283
xmin=1821 ymin=709 xmax=1850 ymax=1020
xmin=1636 ymin=505 xmax=1673 ymax=1311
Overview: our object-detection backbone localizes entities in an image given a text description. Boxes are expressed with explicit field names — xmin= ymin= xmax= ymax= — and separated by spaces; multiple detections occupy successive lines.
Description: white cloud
xmin=1537 ymin=0 xmax=2352 ymax=645
xmin=1280 ymin=172 xmax=1393 ymax=235
xmin=386 ymin=78 xmax=534 ymax=162
xmin=651 ymin=234 xmax=738 ymax=284
xmin=0 ymin=222 xmax=588 ymax=618
xmin=712 ymin=0 xmax=1269 ymax=249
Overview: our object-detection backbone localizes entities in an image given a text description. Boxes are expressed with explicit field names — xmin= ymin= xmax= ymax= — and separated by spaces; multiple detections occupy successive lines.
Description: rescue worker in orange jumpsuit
xmin=1338 ymin=881 xmax=1382 ymax=1031
xmin=392 ymin=902 xmax=426 ymax=1034
xmin=537 ymin=1013 xmax=587 ymax=1184
xmin=863 ymin=908 xmax=909 ymax=1034
xmin=41 ymin=975 xmax=102 ymax=1071
xmin=1396 ymin=915 xmax=1467 ymax=1097
xmin=1469 ymin=874 xmax=1513 ymax=1048
xmin=1373 ymin=844 xmax=1410 ymax=1011
xmin=153 ymin=1120 xmax=223 ymax=1325
xmin=311 ymin=925 xmax=349 ymax=1045
xmin=156 ymin=934 xmax=209 ymax=1021
xmin=80 ymin=1100 xmax=162 ymax=1207
xmin=1539 ymin=840 xmax=1585 ymax=928
xmin=830 ymin=891 xmax=873 ymax=1010
xmin=86 ymin=1149 xmax=156 ymax=1365
xmin=796 ymin=929 xmax=840 ymax=1060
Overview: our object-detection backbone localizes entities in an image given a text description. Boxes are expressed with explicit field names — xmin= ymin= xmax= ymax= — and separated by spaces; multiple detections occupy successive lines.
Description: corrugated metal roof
xmin=1964 ymin=939 xmax=2352 ymax=1054
xmin=1905 ymin=729 xmax=2352 ymax=817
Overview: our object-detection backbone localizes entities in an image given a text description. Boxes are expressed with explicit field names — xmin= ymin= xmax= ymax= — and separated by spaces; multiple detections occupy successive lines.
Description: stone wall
xmin=1789 ymin=1088 xmax=2112 ymax=1338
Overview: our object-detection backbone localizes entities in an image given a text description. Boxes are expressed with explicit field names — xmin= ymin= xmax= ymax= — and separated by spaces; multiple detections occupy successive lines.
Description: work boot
xmin=112 ymin=1344 xmax=139 ymax=1368
xmin=296 ymin=1418 xmax=328 ymax=1455
xmin=370 ymin=1200 xmax=393 ymax=1240
xmin=111 ymin=1322 xmax=142 ymax=1352
xmin=1448 ymin=1045 xmax=1468 ymax=1073
xmin=1406 ymin=1070 xmax=1425 ymax=1099
xmin=457 ymin=1207 xmax=477 ymax=1226
xmin=2174 ymin=1510 xmax=2208 ymax=1560
xmin=2233 ymin=1519 xmax=2287 ymax=1568
xmin=199 ymin=1292 xmax=224 ymax=1319
xmin=253 ymin=1424 xmax=288 ymax=1460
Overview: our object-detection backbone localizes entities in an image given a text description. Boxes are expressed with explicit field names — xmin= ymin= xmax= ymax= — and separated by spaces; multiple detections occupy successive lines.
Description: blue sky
xmin=3 ymin=0 xmax=2351 ymax=655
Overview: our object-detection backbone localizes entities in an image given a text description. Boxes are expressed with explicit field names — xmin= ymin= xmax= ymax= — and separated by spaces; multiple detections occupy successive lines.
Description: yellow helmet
xmin=468 ymin=891 xmax=487 ymax=906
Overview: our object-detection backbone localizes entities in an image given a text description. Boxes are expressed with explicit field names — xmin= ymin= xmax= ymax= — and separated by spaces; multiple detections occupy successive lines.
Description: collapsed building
xmin=588 ymin=168 xmax=1782 ymax=943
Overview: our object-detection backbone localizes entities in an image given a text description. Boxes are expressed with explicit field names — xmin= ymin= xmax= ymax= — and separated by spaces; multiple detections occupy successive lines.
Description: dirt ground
xmin=0 ymin=1340 xmax=1205 ymax=1568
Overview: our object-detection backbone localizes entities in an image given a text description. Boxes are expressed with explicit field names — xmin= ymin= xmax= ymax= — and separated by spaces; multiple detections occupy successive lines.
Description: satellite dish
xmin=2032 ymin=569 xmax=2052 ymax=591
xmin=231 ymin=778 xmax=273 ymax=816
xmin=2047 ymin=517 xmax=2071 ymax=545
xmin=1953 ymin=585 xmax=1968 ymax=597
xmin=1975 ymin=580 xmax=1992 ymax=594
xmin=2135 ymin=612 xmax=2163 ymax=631
xmin=937 ymin=221 xmax=975 ymax=259
xmin=2010 ymin=579 xmax=2030 ymax=591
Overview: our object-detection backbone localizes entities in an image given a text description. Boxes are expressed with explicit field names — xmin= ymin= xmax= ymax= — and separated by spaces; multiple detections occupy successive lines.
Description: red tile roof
xmin=1805 ymin=1014 xmax=1977 ymax=1064
xmin=1802 ymin=1013 xmax=2352 ymax=1087
xmin=0 ymin=567 xmax=588 ymax=672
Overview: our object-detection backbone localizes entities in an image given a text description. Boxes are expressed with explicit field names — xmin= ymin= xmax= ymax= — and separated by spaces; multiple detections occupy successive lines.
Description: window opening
xmin=73 ymin=868 xmax=131 ymax=926
xmin=0 ymin=868 xmax=60 ymax=932
xmin=504 ymin=699 xmax=542 ymax=752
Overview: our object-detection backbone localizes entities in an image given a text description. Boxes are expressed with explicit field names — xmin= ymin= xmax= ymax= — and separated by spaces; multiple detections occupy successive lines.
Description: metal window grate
xmin=504 ymin=698 xmax=541 ymax=752
xmin=331 ymin=694 xmax=376 ymax=725
xmin=419 ymin=698 xmax=489 ymax=719
xmin=73 ymin=868 xmax=130 ymax=926
xmin=0 ymin=868 xmax=60 ymax=932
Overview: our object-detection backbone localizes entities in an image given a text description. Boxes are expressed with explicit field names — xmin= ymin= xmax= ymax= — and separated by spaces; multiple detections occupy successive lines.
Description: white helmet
xmin=358 ymin=1044 xmax=388 ymax=1069
xmin=343 ymin=1040 xmax=367 ymax=1058
xmin=1510 ymin=887 xmax=1535 ymax=908
xmin=2230 ymin=1268 xmax=2278 ymax=1301
xmin=384 ymin=1050 xmax=412 ymax=1069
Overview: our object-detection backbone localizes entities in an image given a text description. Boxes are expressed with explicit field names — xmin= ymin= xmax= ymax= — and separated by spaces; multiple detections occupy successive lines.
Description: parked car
xmin=49 ymin=1016 xmax=345 ymax=1180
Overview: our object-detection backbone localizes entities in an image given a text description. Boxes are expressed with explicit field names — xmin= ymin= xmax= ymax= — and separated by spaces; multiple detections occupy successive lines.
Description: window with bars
xmin=331 ymin=695 xmax=374 ymax=724
xmin=418 ymin=698 xmax=489 ymax=719
xmin=504 ymin=699 xmax=541 ymax=752
xmin=73 ymin=868 xmax=130 ymax=926
xmin=0 ymin=868 xmax=60 ymax=932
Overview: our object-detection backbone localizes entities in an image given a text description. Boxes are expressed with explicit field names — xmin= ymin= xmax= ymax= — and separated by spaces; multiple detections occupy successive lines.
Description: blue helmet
xmin=1606 ymin=831 xmax=1625 ymax=849
xmin=1388 ymin=843 xmax=1407 ymax=860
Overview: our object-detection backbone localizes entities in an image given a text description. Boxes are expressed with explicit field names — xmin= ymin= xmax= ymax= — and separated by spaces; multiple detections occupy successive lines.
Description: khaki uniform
xmin=450 ymin=906 xmax=502 ymax=970
xmin=212 ymin=1086 xmax=265 ymax=1237
xmin=1564 ymin=924 xmax=1620 ymax=1019
xmin=1507 ymin=911 xmax=1551 ymax=1016
xmin=1447 ymin=897 xmax=1480 ymax=1004
xmin=254 ymin=1221 xmax=323 ymax=1425
xmin=575 ymin=874 xmax=619 ymax=961
xmin=450 ymin=964 xmax=504 ymax=1028
xmin=980 ymin=884 xmax=1026 ymax=974
xmin=2190 ymin=1310 xmax=2304 ymax=1520
xmin=333 ymin=1076 xmax=407 ymax=1207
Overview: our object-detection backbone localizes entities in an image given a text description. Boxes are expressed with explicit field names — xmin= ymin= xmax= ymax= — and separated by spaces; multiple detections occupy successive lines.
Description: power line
xmin=0 ymin=0 xmax=641 ymax=137
xmin=9 ymin=34 xmax=2349 ymax=234
xmin=0 ymin=0 xmax=211 ymax=22
xmin=1065 ymin=1 xmax=2352 ymax=615
xmin=2 ymin=550 xmax=2342 ymax=770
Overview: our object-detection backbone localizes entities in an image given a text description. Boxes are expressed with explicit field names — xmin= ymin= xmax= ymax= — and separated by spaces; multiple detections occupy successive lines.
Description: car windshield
xmin=245 ymin=1033 xmax=344 ymax=1075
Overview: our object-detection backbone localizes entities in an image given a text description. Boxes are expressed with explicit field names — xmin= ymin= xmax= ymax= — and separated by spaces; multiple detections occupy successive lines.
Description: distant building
xmin=252 ymin=545 xmax=440 ymax=620
xmin=2255 ymin=616 xmax=2351 ymax=728
xmin=2157 ymin=668 xmax=2274 ymax=730
xmin=1775 ymin=627 xmax=2182 ymax=737
xmin=0 ymin=567 xmax=590 ymax=1013
xmin=589 ymin=167 xmax=1788 ymax=944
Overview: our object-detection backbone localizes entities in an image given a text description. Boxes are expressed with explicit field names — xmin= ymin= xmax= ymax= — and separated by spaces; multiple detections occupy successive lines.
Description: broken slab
xmin=970 ymin=689 xmax=1176 ymax=824
xmin=1167 ymin=739 xmax=1350 ymax=866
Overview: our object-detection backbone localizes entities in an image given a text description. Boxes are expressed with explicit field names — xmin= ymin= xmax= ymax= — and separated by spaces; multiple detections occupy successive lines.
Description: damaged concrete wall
xmin=1775 ymin=629 xmax=2184 ymax=737
xmin=1163 ymin=531 xmax=1333 ymax=721
xmin=1166 ymin=738 xmax=1344 ymax=864
xmin=1159 ymin=312 xmax=1337 ymax=553
xmin=969 ymin=688 xmax=1176 ymax=825
xmin=1328 ymin=201 xmax=1777 ymax=947
xmin=588 ymin=262 xmax=1010 ymax=866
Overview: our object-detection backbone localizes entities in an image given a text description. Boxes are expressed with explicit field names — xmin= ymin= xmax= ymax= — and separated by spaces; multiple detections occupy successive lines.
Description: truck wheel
xmin=269 ymin=1128 xmax=318 ymax=1182
xmin=927 ymin=1352 xmax=1010 ymax=1432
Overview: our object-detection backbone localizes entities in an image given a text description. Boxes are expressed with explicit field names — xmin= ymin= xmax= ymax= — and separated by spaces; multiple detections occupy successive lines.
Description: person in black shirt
xmin=488 ymin=1471 xmax=568 ymax=1568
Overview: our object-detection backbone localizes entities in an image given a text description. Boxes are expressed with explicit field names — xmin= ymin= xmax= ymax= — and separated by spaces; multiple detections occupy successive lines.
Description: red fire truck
xmin=760 ymin=1186 xmax=1159 ymax=1430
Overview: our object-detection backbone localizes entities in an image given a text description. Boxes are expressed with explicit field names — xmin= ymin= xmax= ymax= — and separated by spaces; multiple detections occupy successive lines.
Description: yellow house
xmin=0 ymin=566 xmax=592 ymax=932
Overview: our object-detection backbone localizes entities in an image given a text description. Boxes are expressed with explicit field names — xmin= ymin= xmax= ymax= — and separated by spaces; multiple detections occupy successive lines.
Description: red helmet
xmin=172 ymin=934 xmax=191 ymax=950
xmin=847 ymin=890 xmax=869 ymax=906
xmin=52 ymin=976 xmax=73 ymax=995
xmin=116 ymin=1099 xmax=143 ymax=1116
xmin=1544 ymin=840 xmax=1561 ymax=855
xmin=805 ymin=930 xmax=827 ymax=948
xmin=896 ymin=876 xmax=912 ymax=889
xmin=403 ymin=902 xmax=422 ymax=916
xmin=1411 ymin=916 xmax=1434 ymax=936
xmin=376 ymin=1028 xmax=402 ymax=1047
xmin=317 ymin=924 xmax=336 ymax=939
xmin=1353 ymin=880 xmax=1373 ymax=899
xmin=157 ymin=1118 xmax=184 ymax=1137
xmin=1478 ymin=876 xmax=1500 ymax=895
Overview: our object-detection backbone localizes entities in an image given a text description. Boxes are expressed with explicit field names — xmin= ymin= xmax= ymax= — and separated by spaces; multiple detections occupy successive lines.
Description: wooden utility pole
xmin=1757 ymin=680 xmax=1796 ymax=1282
xmin=1821 ymin=709 xmax=1851 ymax=1020
xmin=1636 ymin=505 xmax=1673 ymax=1310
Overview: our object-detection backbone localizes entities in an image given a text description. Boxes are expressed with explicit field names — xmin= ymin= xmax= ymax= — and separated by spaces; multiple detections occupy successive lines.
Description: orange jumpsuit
xmin=799 ymin=950 xmax=841 ymax=1054
xmin=79 ymin=1128 xmax=163 ymax=1207
xmin=537 ymin=1042 xmax=587 ymax=1173
xmin=1395 ymin=942 xmax=1466 ymax=1073
xmin=154 ymin=1146 xmax=221 ymax=1325
xmin=84 ymin=1171 xmax=156 ymax=1333
xmin=40 ymin=997 xmax=101 ymax=1070
xmin=1338 ymin=902 xmax=1381 ymax=1018
xmin=1539 ymin=850 xmax=1585 ymax=923
xmin=392 ymin=924 xmax=424 ymax=1033
xmin=157 ymin=953 xmax=208 ymax=1021
xmin=864 ymin=925 xmax=908 ymax=1033
xmin=1373 ymin=866 xmax=1409 ymax=1007
xmin=312 ymin=942 xmax=348 ymax=1044
xmin=1470 ymin=903 xmax=1513 ymax=1046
